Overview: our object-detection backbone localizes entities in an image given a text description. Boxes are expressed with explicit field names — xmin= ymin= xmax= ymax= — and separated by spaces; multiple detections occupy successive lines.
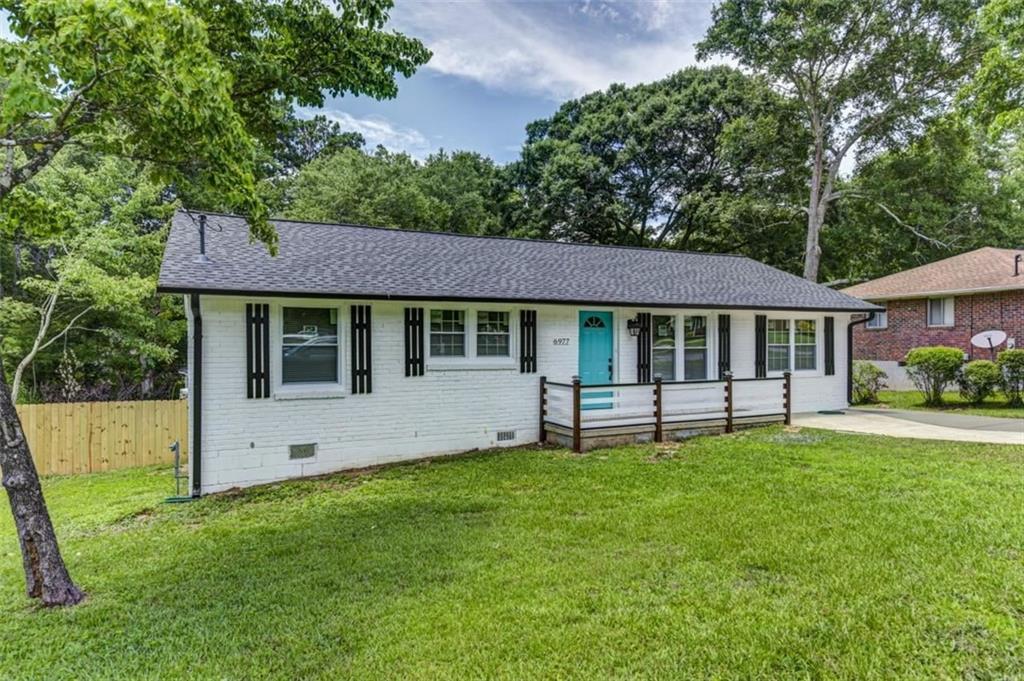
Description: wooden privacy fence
xmin=15 ymin=400 xmax=188 ymax=476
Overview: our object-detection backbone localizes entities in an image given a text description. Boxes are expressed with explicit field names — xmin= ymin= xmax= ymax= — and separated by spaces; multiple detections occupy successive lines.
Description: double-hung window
xmin=793 ymin=320 xmax=817 ymax=370
xmin=429 ymin=308 xmax=514 ymax=361
xmin=927 ymin=298 xmax=954 ymax=327
xmin=476 ymin=311 xmax=510 ymax=356
xmin=683 ymin=316 xmax=708 ymax=380
xmin=282 ymin=307 xmax=338 ymax=384
xmin=766 ymin=318 xmax=817 ymax=373
xmin=430 ymin=310 xmax=466 ymax=357
xmin=767 ymin=319 xmax=791 ymax=372
xmin=652 ymin=315 xmax=676 ymax=380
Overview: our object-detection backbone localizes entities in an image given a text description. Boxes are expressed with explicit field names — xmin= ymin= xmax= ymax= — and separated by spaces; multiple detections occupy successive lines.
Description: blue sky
xmin=317 ymin=1 xmax=718 ymax=162
xmin=0 ymin=1 xmax=717 ymax=164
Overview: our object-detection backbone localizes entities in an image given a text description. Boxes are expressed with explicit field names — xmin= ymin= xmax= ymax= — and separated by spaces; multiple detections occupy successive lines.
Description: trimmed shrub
xmin=957 ymin=360 xmax=1002 ymax=404
xmin=997 ymin=348 xmax=1024 ymax=406
xmin=852 ymin=361 xmax=888 ymax=404
xmin=904 ymin=346 xmax=964 ymax=406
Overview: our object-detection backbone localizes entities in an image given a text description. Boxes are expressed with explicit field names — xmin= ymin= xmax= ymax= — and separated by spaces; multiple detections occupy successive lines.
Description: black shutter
xmin=519 ymin=309 xmax=537 ymax=373
xmin=245 ymin=303 xmax=271 ymax=398
xmin=717 ymin=314 xmax=731 ymax=379
xmin=404 ymin=307 xmax=424 ymax=377
xmin=824 ymin=316 xmax=835 ymax=376
xmin=755 ymin=314 xmax=767 ymax=378
xmin=636 ymin=312 xmax=652 ymax=383
xmin=351 ymin=305 xmax=372 ymax=393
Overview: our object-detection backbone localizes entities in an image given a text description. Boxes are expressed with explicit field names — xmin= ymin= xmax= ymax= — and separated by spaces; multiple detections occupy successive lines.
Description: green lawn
xmin=1 ymin=428 xmax=1023 ymax=679
xmin=876 ymin=390 xmax=1024 ymax=419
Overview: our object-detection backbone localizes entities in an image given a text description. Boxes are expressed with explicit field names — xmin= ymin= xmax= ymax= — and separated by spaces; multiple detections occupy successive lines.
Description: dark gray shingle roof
xmin=158 ymin=210 xmax=878 ymax=312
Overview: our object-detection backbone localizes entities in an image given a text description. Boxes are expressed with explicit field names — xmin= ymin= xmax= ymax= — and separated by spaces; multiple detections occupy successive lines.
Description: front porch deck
xmin=541 ymin=374 xmax=791 ymax=452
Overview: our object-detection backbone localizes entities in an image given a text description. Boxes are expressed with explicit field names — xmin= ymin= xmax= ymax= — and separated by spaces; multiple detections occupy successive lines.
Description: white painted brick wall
xmin=187 ymin=296 xmax=854 ymax=493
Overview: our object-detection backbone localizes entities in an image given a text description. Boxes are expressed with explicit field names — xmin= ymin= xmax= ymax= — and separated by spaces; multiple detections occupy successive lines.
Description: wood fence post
xmin=725 ymin=371 xmax=734 ymax=434
xmin=654 ymin=376 xmax=663 ymax=443
xmin=784 ymin=371 xmax=792 ymax=425
xmin=572 ymin=376 xmax=582 ymax=453
xmin=539 ymin=376 xmax=547 ymax=444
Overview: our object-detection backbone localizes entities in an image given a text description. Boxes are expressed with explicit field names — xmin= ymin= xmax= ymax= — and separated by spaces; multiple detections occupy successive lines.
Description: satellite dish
xmin=971 ymin=330 xmax=1007 ymax=350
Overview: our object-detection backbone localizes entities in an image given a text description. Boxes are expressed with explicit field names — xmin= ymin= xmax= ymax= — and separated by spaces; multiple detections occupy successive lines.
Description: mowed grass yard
xmin=1 ymin=428 xmax=1023 ymax=680
xmin=877 ymin=390 xmax=1024 ymax=419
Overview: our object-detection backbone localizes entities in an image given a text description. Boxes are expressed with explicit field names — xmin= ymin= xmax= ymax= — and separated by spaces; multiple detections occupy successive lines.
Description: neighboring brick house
xmin=842 ymin=247 xmax=1024 ymax=389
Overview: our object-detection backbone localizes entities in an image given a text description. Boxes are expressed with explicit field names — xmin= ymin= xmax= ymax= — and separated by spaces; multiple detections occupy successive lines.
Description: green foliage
xmin=957 ymin=360 xmax=1003 ymax=405
xmin=0 ymin=0 xmax=430 ymax=250
xmin=0 ymin=149 xmax=184 ymax=401
xmin=509 ymin=66 xmax=804 ymax=249
xmin=905 ymin=346 xmax=965 ymax=406
xmin=180 ymin=0 xmax=430 ymax=146
xmin=271 ymin=113 xmax=366 ymax=177
xmin=286 ymin=147 xmax=505 ymax=234
xmin=823 ymin=116 xmax=1024 ymax=282
xmin=2 ymin=432 xmax=1024 ymax=676
xmin=965 ymin=0 xmax=1024 ymax=134
xmin=0 ymin=0 xmax=273 ymax=245
xmin=851 ymin=361 xmax=888 ymax=404
xmin=997 ymin=348 xmax=1024 ymax=406
xmin=699 ymin=0 xmax=983 ymax=280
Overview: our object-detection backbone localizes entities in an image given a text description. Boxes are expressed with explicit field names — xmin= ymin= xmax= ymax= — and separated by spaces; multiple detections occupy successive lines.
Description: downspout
xmin=847 ymin=312 xmax=876 ymax=405
xmin=190 ymin=294 xmax=203 ymax=497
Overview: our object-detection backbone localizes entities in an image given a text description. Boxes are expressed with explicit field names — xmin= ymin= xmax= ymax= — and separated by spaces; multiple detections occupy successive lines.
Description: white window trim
xmin=766 ymin=316 xmax=822 ymax=376
xmin=273 ymin=303 xmax=347 ymax=400
xmin=680 ymin=313 xmax=713 ymax=382
xmin=651 ymin=313 xmax=677 ymax=382
xmin=926 ymin=297 xmax=955 ymax=327
xmin=427 ymin=305 xmax=517 ymax=371
xmin=643 ymin=312 xmax=717 ymax=382
xmin=866 ymin=306 xmax=888 ymax=330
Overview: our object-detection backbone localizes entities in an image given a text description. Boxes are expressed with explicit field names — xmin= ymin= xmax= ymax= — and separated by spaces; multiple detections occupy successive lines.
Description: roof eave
xmin=156 ymin=284 xmax=881 ymax=313
xmin=845 ymin=283 xmax=1024 ymax=302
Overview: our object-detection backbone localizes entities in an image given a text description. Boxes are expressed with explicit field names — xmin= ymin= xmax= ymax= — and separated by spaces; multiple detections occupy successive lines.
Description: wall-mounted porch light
xmin=626 ymin=316 xmax=642 ymax=337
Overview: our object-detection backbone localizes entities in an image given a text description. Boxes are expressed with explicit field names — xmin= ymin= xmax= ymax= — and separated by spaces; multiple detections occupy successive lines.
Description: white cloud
xmin=308 ymin=109 xmax=435 ymax=158
xmin=388 ymin=1 xmax=716 ymax=101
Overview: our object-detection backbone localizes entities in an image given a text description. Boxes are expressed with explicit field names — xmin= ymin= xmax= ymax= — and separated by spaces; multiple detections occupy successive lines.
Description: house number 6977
xmin=552 ymin=337 xmax=570 ymax=345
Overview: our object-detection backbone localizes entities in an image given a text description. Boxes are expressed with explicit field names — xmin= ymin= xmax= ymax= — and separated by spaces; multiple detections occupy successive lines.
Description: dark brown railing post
xmin=572 ymin=376 xmax=582 ymax=453
xmin=654 ymin=376 xmax=663 ymax=443
xmin=783 ymin=371 xmax=792 ymax=425
xmin=539 ymin=376 xmax=547 ymax=444
xmin=724 ymin=371 xmax=734 ymax=433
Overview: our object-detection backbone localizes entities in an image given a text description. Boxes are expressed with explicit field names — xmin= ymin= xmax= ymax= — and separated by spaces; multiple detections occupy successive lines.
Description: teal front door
xmin=579 ymin=311 xmax=613 ymax=409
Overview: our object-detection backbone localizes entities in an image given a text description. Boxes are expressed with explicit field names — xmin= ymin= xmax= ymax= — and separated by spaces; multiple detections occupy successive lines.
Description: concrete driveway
xmin=793 ymin=408 xmax=1024 ymax=445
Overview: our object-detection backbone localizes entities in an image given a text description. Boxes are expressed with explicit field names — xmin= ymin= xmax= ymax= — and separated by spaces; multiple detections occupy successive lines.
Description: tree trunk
xmin=0 ymin=360 xmax=84 ymax=606
xmin=802 ymin=135 xmax=826 ymax=282
xmin=803 ymin=203 xmax=824 ymax=282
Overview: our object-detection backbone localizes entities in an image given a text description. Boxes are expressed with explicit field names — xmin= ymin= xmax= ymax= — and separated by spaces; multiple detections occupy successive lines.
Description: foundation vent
xmin=496 ymin=430 xmax=517 ymax=443
xmin=289 ymin=443 xmax=317 ymax=460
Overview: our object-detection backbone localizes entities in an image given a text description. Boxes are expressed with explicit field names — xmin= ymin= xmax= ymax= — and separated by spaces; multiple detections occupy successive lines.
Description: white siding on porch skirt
xmin=188 ymin=295 xmax=854 ymax=494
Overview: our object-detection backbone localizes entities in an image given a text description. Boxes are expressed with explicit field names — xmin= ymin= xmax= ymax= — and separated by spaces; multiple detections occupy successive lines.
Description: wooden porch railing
xmin=540 ymin=372 xmax=791 ymax=453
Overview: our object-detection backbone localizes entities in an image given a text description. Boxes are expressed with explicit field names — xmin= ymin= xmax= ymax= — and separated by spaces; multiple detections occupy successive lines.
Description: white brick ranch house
xmin=158 ymin=210 xmax=880 ymax=496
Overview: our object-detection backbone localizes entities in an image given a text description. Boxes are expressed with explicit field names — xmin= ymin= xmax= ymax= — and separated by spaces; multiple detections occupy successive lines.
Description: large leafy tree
xmin=823 ymin=116 xmax=1024 ymax=282
xmin=0 ymin=149 xmax=183 ymax=404
xmin=272 ymin=113 xmax=366 ymax=176
xmin=0 ymin=0 xmax=427 ymax=607
xmin=699 ymin=0 xmax=983 ymax=281
xmin=286 ymin=147 xmax=506 ymax=235
xmin=965 ymin=0 xmax=1024 ymax=134
xmin=506 ymin=66 xmax=804 ymax=249
xmin=182 ymin=0 xmax=428 ymax=146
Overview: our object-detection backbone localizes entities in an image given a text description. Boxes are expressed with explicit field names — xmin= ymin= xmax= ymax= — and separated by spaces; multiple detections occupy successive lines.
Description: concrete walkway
xmin=793 ymin=408 xmax=1024 ymax=445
